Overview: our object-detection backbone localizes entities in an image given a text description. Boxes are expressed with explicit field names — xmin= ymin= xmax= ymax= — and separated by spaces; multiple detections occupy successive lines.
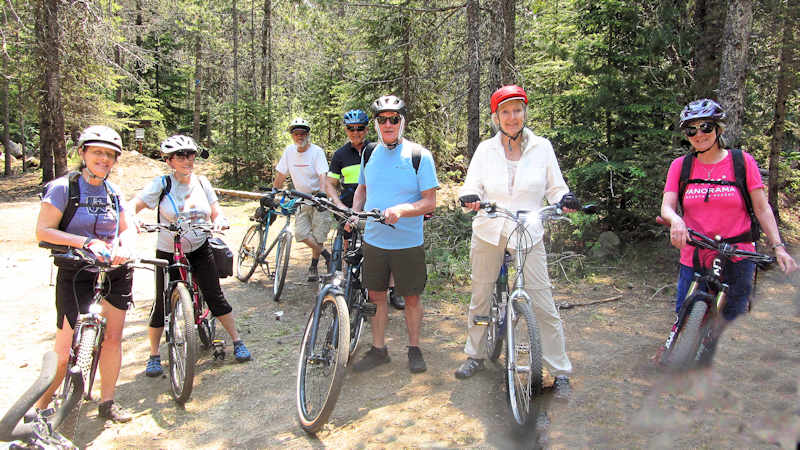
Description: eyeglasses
xmin=291 ymin=130 xmax=309 ymax=136
xmin=346 ymin=125 xmax=366 ymax=132
xmin=683 ymin=122 xmax=716 ymax=137
xmin=375 ymin=115 xmax=402 ymax=125
xmin=172 ymin=151 xmax=197 ymax=159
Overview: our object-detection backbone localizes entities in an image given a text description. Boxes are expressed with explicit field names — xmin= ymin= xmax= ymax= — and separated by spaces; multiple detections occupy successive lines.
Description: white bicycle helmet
xmin=160 ymin=135 xmax=199 ymax=155
xmin=78 ymin=125 xmax=123 ymax=154
xmin=288 ymin=117 xmax=311 ymax=133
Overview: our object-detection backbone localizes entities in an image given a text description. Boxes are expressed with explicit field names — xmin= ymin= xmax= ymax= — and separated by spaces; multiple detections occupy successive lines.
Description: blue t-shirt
xmin=42 ymin=175 xmax=125 ymax=244
xmin=358 ymin=140 xmax=439 ymax=249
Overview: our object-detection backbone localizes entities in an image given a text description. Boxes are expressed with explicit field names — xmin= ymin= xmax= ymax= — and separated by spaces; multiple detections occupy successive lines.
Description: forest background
xmin=0 ymin=0 xmax=798 ymax=235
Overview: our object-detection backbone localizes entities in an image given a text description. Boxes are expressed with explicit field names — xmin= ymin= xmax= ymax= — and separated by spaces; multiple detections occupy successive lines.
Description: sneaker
xmin=145 ymin=355 xmax=163 ymax=377
xmin=388 ymin=288 xmax=405 ymax=310
xmin=454 ymin=357 xmax=484 ymax=379
xmin=553 ymin=376 xmax=571 ymax=401
xmin=233 ymin=340 xmax=252 ymax=362
xmin=408 ymin=346 xmax=427 ymax=373
xmin=352 ymin=346 xmax=390 ymax=372
xmin=307 ymin=261 xmax=318 ymax=282
xmin=98 ymin=400 xmax=132 ymax=423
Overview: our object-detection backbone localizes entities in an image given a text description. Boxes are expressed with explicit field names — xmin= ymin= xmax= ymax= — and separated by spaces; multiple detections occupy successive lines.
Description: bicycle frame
xmin=258 ymin=209 xmax=293 ymax=265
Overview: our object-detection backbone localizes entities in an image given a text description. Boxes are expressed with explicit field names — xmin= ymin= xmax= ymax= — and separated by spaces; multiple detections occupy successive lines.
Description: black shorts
xmin=55 ymin=266 xmax=133 ymax=329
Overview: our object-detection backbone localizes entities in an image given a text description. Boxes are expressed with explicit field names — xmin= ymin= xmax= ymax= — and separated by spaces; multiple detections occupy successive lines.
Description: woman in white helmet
xmin=35 ymin=125 xmax=138 ymax=422
xmin=131 ymin=135 xmax=252 ymax=379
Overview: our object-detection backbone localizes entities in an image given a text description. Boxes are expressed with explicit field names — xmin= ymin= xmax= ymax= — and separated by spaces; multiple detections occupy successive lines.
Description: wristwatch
xmin=772 ymin=242 xmax=786 ymax=250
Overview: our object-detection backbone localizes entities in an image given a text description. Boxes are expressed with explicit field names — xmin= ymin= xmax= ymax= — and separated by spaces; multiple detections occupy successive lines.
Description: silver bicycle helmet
xmin=78 ymin=125 xmax=123 ymax=154
xmin=288 ymin=117 xmax=311 ymax=133
xmin=160 ymin=135 xmax=199 ymax=155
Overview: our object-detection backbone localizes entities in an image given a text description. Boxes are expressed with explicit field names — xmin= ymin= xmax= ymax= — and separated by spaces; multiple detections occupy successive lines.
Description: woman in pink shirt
xmin=659 ymin=99 xmax=796 ymax=364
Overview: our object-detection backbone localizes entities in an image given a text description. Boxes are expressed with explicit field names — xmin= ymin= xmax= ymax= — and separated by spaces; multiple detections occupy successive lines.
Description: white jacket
xmin=459 ymin=128 xmax=569 ymax=248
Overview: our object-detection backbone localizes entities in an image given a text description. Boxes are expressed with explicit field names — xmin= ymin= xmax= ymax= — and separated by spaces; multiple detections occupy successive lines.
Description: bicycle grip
xmin=140 ymin=257 xmax=169 ymax=268
xmin=39 ymin=241 xmax=70 ymax=252
xmin=459 ymin=194 xmax=480 ymax=206
xmin=289 ymin=190 xmax=314 ymax=201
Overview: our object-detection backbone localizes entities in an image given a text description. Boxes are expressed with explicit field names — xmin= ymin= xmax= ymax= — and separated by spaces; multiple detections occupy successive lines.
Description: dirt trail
xmin=1 ymin=153 xmax=798 ymax=449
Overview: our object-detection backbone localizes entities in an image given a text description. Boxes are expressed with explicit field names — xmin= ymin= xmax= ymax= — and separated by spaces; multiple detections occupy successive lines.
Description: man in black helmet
xmin=350 ymin=95 xmax=439 ymax=374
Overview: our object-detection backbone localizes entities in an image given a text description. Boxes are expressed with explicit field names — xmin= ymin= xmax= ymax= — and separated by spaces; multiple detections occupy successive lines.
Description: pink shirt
xmin=664 ymin=151 xmax=763 ymax=268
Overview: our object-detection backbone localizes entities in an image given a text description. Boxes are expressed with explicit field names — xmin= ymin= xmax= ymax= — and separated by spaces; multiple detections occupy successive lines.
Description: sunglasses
xmin=346 ymin=125 xmax=366 ymax=132
xmin=683 ymin=122 xmax=716 ymax=137
xmin=172 ymin=151 xmax=197 ymax=159
xmin=375 ymin=115 xmax=402 ymax=125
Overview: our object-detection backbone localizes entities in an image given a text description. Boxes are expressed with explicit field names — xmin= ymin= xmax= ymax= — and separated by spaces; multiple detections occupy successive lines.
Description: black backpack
xmin=362 ymin=142 xmax=422 ymax=173
xmin=677 ymin=148 xmax=761 ymax=246
xmin=43 ymin=171 xmax=120 ymax=232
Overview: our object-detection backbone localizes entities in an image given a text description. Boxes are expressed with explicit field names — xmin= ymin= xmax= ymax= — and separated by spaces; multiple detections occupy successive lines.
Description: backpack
xmin=677 ymin=148 xmax=761 ymax=246
xmin=43 ymin=170 xmax=121 ymax=232
xmin=362 ymin=142 xmax=422 ymax=173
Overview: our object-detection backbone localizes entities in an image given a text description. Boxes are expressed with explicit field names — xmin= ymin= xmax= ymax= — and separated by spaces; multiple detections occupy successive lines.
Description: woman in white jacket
xmin=456 ymin=85 xmax=578 ymax=401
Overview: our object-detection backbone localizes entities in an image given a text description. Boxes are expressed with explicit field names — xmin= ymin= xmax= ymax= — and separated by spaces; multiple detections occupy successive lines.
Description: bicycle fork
xmin=306 ymin=285 xmax=343 ymax=366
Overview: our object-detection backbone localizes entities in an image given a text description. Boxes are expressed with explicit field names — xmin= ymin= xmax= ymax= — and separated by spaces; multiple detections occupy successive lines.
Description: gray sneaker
xmin=553 ymin=376 xmax=571 ymax=401
xmin=352 ymin=346 xmax=390 ymax=372
xmin=307 ymin=262 xmax=318 ymax=282
xmin=408 ymin=346 xmax=427 ymax=373
xmin=454 ymin=357 xmax=484 ymax=379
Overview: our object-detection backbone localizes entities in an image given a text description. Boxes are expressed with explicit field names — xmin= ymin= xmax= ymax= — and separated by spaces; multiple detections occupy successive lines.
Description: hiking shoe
xmin=454 ymin=357 xmax=484 ymax=379
xmin=408 ymin=346 xmax=427 ymax=373
xmin=321 ymin=249 xmax=332 ymax=274
xmin=388 ymin=287 xmax=405 ymax=310
xmin=233 ymin=340 xmax=252 ymax=362
xmin=307 ymin=261 xmax=318 ymax=282
xmin=352 ymin=346 xmax=390 ymax=372
xmin=98 ymin=400 xmax=132 ymax=423
xmin=553 ymin=376 xmax=571 ymax=401
xmin=145 ymin=355 xmax=163 ymax=377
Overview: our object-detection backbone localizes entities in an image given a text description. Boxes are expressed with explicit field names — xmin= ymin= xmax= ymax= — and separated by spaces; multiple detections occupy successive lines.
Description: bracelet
xmin=772 ymin=242 xmax=786 ymax=250
xmin=82 ymin=237 xmax=93 ymax=249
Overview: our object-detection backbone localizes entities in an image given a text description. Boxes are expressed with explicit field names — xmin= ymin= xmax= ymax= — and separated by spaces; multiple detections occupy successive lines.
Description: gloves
xmin=559 ymin=192 xmax=580 ymax=210
xmin=459 ymin=194 xmax=480 ymax=207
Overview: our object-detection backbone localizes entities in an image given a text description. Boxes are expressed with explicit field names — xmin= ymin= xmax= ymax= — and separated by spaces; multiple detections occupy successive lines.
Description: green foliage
xmin=424 ymin=205 xmax=474 ymax=286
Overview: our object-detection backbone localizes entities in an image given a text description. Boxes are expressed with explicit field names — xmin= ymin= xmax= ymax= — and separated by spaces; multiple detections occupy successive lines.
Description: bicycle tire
xmin=505 ymin=299 xmax=542 ymax=428
xmin=75 ymin=327 xmax=97 ymax=399
xmin=196 ymin=289 xmax=216 ymax=350
xmin=487 ymin=284 xmax=506 ymax=362
xmin=663 ymin=297 xmax=708 ymax=370
xmin=273 ymin=231 xmax=292 ymax=302
xmin=237 ymin=225 xmax=262 ymax=282
xmin=168 ymin=284 xmax=197 ymax=404
xmin=347 ymin=286 xmax=367 ymax=360
xmin=296 ymin=294 xmax=350 ymax=434
xmin=85 ymin=326 xmax=104 ymax=401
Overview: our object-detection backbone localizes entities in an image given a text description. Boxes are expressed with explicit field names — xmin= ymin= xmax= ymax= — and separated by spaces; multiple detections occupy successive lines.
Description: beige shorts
xmin=294 ymin=203 xmax=332 ymax=244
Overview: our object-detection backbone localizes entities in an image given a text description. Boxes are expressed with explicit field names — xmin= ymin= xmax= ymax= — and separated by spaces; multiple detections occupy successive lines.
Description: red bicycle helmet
xmin=490 ymin=85 xmax=528 ymax=113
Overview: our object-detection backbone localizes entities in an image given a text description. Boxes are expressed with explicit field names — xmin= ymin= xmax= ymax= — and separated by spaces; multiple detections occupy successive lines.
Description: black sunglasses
xmin=173 ymin=150 xmax=197 ymax=158
xmin=683 ymin=122 xmax=715 ymax=137
xmin=346 ymin=125 xmax=366 ymax=132
xmin=375 ymin=115 xmax=402 ymax=125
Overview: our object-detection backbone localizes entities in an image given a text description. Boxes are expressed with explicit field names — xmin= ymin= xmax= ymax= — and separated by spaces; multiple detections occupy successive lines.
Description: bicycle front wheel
xmin=663 ymin=296 xmax=708 ymax=370
xmin=296 ymin=294 xmax=350 ymax=434
xmin=487 ymin=284 xmax=506 ymax=362
xmin=273 ymin=231 xmax=292 ymax=302
xmin=505 ymin=299 xmax=542 ymax=428
xmin=168 ymin=284 xmax=198 ymax=404
xmin=237 ymin=225 xmax=262 ymax=282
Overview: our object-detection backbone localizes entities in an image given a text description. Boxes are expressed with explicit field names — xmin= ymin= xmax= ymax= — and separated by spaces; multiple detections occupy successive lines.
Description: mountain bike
xmin=656 ymin=217 xmax=775 ymax=370
xmin=0 ymin=352 xmax=82 ymax=449
xmin=293 ymin=192 xmax=389 ymax=434
xmin=236 ymin=190 xmax=301 ymax=302
xmin=461 ymin=199 xmax=594 ymax=429
xmin=38 ymin=243 xmax=167 ymax=430
xmin=140 ymin=214 xmax=226 ymax=404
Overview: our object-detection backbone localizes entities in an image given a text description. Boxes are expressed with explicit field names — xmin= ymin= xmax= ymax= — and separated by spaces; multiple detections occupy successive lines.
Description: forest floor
xmin=0 ymin=151 xmax=798 ymax=449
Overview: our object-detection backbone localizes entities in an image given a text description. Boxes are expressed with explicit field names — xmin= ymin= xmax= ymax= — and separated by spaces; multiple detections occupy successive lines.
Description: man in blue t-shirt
xmin=351 ymin=95 xmax=439 ymax=374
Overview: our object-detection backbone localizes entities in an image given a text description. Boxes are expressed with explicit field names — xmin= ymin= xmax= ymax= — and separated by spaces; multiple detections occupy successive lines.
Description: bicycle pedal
xmin=212 ymin=339 xmax=226 ymax=360
xmin=473 ymin=316 xmax=490 ymax=326
xmin=361 ymin=302 xmax=377 ymax=317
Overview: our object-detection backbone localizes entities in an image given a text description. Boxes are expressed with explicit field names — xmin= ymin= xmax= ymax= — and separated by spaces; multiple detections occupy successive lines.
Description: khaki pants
xmin=464 ymin=234 xmax=572 ymax=376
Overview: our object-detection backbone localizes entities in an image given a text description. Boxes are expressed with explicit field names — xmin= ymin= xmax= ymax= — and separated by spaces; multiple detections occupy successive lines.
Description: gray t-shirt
xmin=137 ymin=174 xmax=217 ymax=253
xmin=42 ymin=175 xmax=125 ymax=244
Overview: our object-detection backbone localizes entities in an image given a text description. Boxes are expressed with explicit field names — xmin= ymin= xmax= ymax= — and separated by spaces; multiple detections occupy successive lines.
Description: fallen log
xmin=557 ymin=295 xmax=623 ymax=310
xmin=214 ymin=188 xmax=268 ymax=200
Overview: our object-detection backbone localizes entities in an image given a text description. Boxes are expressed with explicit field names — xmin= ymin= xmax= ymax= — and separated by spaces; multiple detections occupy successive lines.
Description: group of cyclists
xmin=31 ymin=87 xmax=797 ymax=430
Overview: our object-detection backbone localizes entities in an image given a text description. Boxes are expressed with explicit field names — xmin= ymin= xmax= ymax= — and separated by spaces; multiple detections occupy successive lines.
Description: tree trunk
xmin=36 ymin=0 xmax=67 ymax=182
xmin=767 ymin=2 xmax=794 ymax=222
xmin=402 ymin=10 xmax=411 ymax=116
xmin=717 ymin=0 xmax=753 ymax=148
xmin=466 ymin=0 xmax=480 ymax=157
xmin=260 ymin=0 xmax=271 ymax=104
xmin=3 ymin=6 xmax=11 ymax=177
xmin=487 ymin=2 xmax=502 ymax=92
xmin=193 ymin=35 xmax=202 ymax=142
xmin=501 ymin=0 xmax=516 ymax=84
xmin=692 ymin=0 xmax=725 ymax=97
xmin=232 ymin=0 xmax=239 ymax=173
xmin=250 ymin=0 xmax=256 ymax=97
xmin=20 ymin=114 xmax=26 ymax=173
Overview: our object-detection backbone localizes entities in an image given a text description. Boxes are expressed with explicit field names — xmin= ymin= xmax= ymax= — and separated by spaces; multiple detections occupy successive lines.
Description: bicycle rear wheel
xmin=273 ymin=231 xmax=292 ymax=302
xmin=487 ymin=284 xmax=506 ymax=362
xmin=75 ymin=326 xmax=98 ymax=400
xmin=168 ymin=284 xmax=197 ymax=404
xmin=505 ymin=299 xmax=542 ymax=428
xmin=662 ymin=296 xmax=708 ymax=370
xmin=296 ymin=294 xmax=350 ymax=434
xmin=196 ymin=289 xmax=216 ymax=350
xmin=237 ymin=225 xmax=262 ymax=282
xmin=347 ymin=285 xmax=367 ymax=360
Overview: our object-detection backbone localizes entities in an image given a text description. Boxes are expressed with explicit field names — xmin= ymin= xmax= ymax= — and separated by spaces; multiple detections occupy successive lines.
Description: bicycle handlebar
xmin=39 ymin=242 xmax=169 ymax=268
xmin=282 ymin=190 xmax=396 ymax=229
